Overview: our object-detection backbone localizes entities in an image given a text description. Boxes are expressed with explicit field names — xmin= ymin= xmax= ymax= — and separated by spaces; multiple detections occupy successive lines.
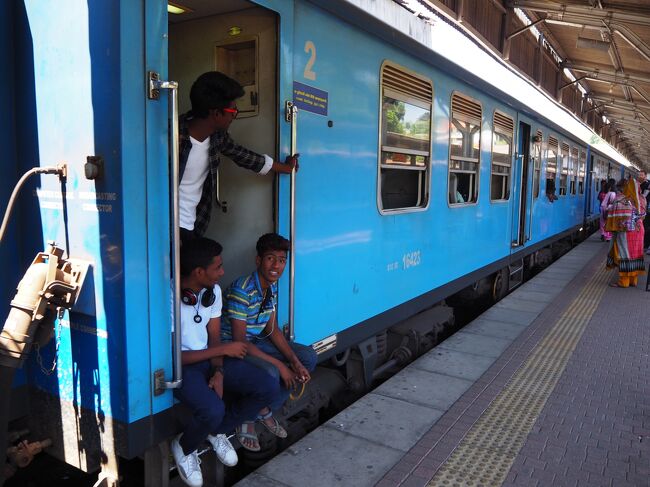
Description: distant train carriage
xmin=0 ymin=0 xmax=634 ymax=485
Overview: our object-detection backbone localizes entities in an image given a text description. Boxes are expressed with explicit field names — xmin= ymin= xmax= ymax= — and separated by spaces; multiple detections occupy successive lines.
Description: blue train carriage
xmin=0 ymin=0 xmax=636 ymax=483
xmin=167 ymin=0 xmax=636 ymax=428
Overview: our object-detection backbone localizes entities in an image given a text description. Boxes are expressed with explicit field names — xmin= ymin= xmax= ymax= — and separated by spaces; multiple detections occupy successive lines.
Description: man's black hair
xmin=256 ymin=233 xmax=290 ymax=256
xmin=189 ymin=71 xmax=244 ymax=118
xmin=181 ymin=237 xmax=223 ymax=276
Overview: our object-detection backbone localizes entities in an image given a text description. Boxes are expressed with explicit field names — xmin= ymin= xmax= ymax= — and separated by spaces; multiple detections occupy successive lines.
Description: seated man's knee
xmin=257 ymin=369 xmax=282 ymax=396
xmin=297 ymin=345 xmax=318 ymax=372
xmin=197 ymin=401 xmax=225 ymax=432
xmin=247 ymin=357 xmax=281 ymax=381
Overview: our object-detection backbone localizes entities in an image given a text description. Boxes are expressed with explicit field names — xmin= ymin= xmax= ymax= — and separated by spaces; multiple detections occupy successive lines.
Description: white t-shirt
xmin=180 ymin=285 xmax=222 ymax=351
xmin=179 ymin=136 xmax=210 ymax=231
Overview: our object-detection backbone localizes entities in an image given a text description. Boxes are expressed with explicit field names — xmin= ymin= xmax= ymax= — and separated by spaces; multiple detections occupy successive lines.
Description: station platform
xmin=236 ymin=234 xmax=650 ymax=487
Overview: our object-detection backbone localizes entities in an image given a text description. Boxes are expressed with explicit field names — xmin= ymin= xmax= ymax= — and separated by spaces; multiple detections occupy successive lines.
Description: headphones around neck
xmin=181 ymin=287 xmax=216 ymax=308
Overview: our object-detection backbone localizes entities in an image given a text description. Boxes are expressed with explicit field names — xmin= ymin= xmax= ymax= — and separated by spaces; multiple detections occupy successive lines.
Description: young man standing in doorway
xmin=178 ymin=71 xmax=298 ymax=243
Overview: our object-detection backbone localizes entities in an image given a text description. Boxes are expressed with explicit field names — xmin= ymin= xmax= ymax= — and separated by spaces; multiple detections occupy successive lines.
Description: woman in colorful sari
xmin=605 ymin=178 xmax=646 ymax=287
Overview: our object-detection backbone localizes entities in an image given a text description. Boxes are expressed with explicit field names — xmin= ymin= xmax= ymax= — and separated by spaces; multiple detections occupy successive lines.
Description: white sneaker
xmin=171 ymin=435 xmax=203 ymax=487
xmin=207 ymin=434 xmax=238 ymax=467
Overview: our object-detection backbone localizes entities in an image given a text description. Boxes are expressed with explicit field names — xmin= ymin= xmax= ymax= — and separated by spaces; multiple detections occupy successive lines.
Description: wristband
xmin=211 ymin=366 xmax=224 ymax=375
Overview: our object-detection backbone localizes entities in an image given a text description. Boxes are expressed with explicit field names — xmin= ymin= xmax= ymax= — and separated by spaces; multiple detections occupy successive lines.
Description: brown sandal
xmin=236 ymin=421 xmax=260 ymax=451
xmin=257 ymin=412 xmax=287 ymax=438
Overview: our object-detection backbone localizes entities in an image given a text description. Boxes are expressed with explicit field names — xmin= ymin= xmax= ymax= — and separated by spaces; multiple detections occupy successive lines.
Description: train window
xmin=559 ymin=142 xmax=569 ymax=196
xmin=449 ymin=93 xmax=481 ymax=205
xmin=532 ymin=130 xmax=542 ymax=199
xmin=546 ymin=136 xmax=558 ymax=198
xmin=570 ymin=147 xmax=578 ymax=195
xmin=378 ymin=62 xmax=432 ymax=212
xmin=579 ymin=150 xmax=586 ymax=194
xmin=490 ymin=112 xmax=513 ymax=201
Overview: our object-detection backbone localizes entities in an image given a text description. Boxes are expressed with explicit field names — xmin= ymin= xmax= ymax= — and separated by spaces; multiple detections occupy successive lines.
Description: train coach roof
xmin=323 ymin=0 xmax=635 ymax=168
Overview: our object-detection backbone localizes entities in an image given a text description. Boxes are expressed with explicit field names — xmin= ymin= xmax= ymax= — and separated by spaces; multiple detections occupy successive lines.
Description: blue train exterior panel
xmin=287 ymin=2 xmax=590 ymax=346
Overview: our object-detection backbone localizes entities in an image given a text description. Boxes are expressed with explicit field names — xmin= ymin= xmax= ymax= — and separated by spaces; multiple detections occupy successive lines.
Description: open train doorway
xmin=169 ymin=0 xmax=279 ymax=286
xmin=512 ymin=120 xmax=532 ymax=248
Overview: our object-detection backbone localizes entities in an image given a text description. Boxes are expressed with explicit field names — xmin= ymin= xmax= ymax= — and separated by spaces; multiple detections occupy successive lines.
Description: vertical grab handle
xmin=215 ymin=168 xmax=227 ymax=213
xmin=286 ymin=101 xmax=298 ymax=341
xmin=149 ymin=72 xmax=183 ymax=392
xmin=526 ymin=158 xmax=534 ymax=242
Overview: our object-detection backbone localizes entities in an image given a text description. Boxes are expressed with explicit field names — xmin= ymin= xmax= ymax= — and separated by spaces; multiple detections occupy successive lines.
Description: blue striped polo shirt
xmin=221 ymin=271 xmax=277 ymax=341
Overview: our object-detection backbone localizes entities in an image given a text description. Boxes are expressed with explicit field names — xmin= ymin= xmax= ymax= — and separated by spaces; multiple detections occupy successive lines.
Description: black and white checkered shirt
xmin=178 ymin=113 xmax=267 ymax=236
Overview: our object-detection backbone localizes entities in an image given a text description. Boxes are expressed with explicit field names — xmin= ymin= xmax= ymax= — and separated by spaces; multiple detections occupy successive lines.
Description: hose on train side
xmin=0 ymin=243 xmax=82 ymax=486
xmin=0 ymin=165 xmax=66 ymax=245
xmin=0 ymin=166 xmax=69 ymax=484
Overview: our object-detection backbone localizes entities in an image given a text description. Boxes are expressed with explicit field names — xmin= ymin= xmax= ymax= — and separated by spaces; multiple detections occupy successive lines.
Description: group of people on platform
xmin=171 ymin=70 xmax=317 ymax=487
xmin=598 ymin=171 xmax=649 ymax=288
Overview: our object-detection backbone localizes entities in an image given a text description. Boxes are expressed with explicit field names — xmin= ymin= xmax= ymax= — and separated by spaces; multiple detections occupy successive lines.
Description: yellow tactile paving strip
xmin=428 ymin=266 xmax=609 ymax=487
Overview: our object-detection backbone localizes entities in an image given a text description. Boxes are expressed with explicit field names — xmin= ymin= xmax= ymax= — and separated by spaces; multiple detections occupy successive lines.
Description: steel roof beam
xmin=506 ymin=2 xmax=650 ymax=62
xmin=507 ymin=1 xmax=650 ymax=27
xmin=590 ymin=96 xmax=650 ymax=111
xmin=565 ymin=64 xmax=650 ymax=84
xmin=540 ymin=18 xmax=650 ymax=63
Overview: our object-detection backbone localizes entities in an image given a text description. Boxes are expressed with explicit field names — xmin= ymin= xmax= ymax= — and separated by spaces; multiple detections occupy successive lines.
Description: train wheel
xmin=491 ymin=269 xmax=508 ymax=303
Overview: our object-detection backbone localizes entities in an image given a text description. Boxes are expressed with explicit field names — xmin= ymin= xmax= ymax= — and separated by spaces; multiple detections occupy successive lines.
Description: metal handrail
xmin=153 ymin=77 xmax=183 ymax=391
xmin=288 ymin=102 xmax=298 ymax=341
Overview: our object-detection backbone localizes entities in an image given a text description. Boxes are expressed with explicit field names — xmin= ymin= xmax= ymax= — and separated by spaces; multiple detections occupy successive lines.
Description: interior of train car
xmin=169 ymin=0 xmax=279 ymax=286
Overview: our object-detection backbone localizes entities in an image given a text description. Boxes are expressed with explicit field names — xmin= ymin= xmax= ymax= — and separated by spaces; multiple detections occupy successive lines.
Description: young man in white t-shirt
xmin=178 ymin=71 xmax=299 ymax=242
xmin=171 ymin=237 xmax=279 ymax=487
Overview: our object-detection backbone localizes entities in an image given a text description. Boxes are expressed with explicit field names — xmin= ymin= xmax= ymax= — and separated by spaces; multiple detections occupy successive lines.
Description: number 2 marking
xmin=304 ymin=41 xmax=316 ymax=81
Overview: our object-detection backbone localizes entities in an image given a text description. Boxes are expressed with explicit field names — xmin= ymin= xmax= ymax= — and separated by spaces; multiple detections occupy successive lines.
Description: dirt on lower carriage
xmin=4 ymin=307 xmax=488 ymax=487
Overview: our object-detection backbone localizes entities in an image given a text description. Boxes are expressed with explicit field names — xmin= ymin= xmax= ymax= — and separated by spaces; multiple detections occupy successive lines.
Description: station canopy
xmin=398 ymin=0 xmax=650 ymax=171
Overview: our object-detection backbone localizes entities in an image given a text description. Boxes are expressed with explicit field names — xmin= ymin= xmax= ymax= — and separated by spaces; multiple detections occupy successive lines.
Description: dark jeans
xmin=244 ymin=339 xmax=318 ymax=412
xmin=174 ymin=357 xmax=279 ymax=455
xmin=179 ymin=227 xmax=196 ymax=246
xmin=644 ymin=218 xmax=650 ymax=249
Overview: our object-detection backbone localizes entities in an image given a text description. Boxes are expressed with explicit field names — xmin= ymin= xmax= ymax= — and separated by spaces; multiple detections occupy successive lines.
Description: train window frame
xmin=578 ymin=149 xmax=586 ymax=194
xmin=532 ymin=130 xmax=542 ymax=199
xmin=377 ymin=61 xmax=433 ymax=215
xmin=545 ymin=136 xmax=558 ymax=199
xmin=570 ymin=147 xmax=578 ymax=195
xmin=490 ymin=110 xmax=514 ymax=202
xmin=448 ymin=91 xmax=482 ymax=207
xmin=559 ymin=142 xmax=569 ymax=197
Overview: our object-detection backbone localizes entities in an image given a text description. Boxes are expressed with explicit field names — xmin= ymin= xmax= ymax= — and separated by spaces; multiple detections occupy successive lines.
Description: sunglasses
xmin=221 ymin=107 xmax=239 ymax=118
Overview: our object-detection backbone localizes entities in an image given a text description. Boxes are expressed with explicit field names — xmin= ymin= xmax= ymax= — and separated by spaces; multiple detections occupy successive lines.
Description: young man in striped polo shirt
xmin=221 ymin=233 xmax=317 ymax=451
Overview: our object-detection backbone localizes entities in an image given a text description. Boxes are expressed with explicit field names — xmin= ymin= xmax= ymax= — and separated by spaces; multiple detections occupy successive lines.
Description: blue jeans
xmin=174 ymin=357 xmax=280 ymax=454
xmin=244 ymin=339 xmax=318 ymax=412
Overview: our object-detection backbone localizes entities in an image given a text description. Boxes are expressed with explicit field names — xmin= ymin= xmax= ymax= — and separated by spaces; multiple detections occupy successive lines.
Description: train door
xmin=511 ymin=120 xmax=532 ymax=248
xmin=144 ymin=0 xmax=294 ymax=416
xmin=586 ymin=152 xmax=594 ymax=216
xmin=168 ymin=1 xmax=280 ymax=286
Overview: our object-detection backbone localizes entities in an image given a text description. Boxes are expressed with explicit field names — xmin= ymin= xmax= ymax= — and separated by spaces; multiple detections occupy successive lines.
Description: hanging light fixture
xmin=168 ymin=1 xmax=193 ymax=15
xmin=576 ymin=37 xmax=611 ymax=52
